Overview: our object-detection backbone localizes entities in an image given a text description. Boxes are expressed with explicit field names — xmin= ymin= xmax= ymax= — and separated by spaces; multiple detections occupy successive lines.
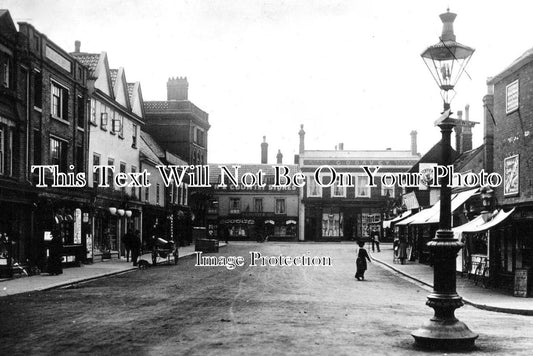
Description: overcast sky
xmin=3 ymin=0 xmax=532 ymax=164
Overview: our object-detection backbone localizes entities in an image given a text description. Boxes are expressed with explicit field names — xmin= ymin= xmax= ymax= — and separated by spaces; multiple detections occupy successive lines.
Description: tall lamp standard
xmin=411 ymin=10 xmax=477 ymax=350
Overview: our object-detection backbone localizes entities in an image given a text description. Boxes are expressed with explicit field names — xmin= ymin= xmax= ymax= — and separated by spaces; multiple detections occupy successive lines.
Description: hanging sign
xmin=74 ymin=208 xmax=82 ymax=244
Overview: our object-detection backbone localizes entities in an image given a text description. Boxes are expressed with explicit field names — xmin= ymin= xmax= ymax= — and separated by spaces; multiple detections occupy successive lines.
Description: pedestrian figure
xmin=122 ymin=230 xmax=134 ymax=262
xmin=398 ymin=236 xmax=408 ymax=265
xmin=47 ymin=229 xmax=63 ymax=275
xmin=130 ymin=230 xmax=141 ymax=266
xmin=371 ymin=230 xmax=381 ymax=252
xmin=355 ymin=241 xmax=371 ymax=281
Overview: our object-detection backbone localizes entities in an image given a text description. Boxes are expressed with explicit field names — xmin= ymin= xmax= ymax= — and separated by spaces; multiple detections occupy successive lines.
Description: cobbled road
xmin=1 ymin=242 xmax=532 ymax=355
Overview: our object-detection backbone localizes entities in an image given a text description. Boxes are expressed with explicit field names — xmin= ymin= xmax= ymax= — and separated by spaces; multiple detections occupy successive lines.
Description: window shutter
xmin=62 ymin=90 xmax=69 ymax=120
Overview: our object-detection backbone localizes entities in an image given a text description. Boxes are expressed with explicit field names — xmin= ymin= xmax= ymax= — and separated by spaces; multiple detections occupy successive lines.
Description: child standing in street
xmin=355 ymin=241 xmax=372 ymax=281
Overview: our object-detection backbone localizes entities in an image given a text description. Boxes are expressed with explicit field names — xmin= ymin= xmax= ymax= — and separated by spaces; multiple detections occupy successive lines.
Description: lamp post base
xmin=412 ymin=312 xmax=478 ymax=351
xmin=412 ymin=229 xmax=478 ymax=351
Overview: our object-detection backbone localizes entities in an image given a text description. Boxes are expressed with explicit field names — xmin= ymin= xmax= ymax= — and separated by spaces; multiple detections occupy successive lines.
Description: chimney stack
xmin=483 ymin=83 xmax=495 ymax=173
xmin=261 ymin=136 xmax=268 ymax=164
xmin=167 ymin=76 xmax=189 ymax=101
xmin=410 ymin=130 xmax=418 ymax=156
xmin=74 ymin=40 xmax=81 ymax=53
xmin=455 ymin=110 xmax=464 ymax=154
xmin=338 ymin=143 xmax=344 ymax=150
xmin=276 ymin=150 xmax=283 ymax=164
xmin=461 ymin=104 xmax=473 ymax=153
xmin=298 ymin=124 xmax=305 ymax=154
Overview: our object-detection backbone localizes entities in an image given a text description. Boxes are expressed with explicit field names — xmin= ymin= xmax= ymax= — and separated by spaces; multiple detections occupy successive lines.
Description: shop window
xmin=254 ymin=198 xmax=263 ymax=212
xmin=322 ymin=212 xmax=343 ymax=237
xmin=275 ymin=199 xmax=286 ymax=214
xmin=356 ymin=175 xmax=371 ymax=198
xmin=50 ymin=136 xmax=68 ymax=172
xmin=229 ymin=198 xmax=241 ymax=214
xmin=307 ymin=174 xmax=322 ymax=197
xmin=51 ymin=81 xmax=69 ymax=121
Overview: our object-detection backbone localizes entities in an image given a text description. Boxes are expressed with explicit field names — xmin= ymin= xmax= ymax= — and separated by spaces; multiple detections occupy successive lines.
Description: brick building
xmin=484 ymin=47 xmax=533 ymax=292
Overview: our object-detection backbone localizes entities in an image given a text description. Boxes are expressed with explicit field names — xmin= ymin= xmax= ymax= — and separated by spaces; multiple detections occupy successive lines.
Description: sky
xmin=2 ymin=0 xmax=533 ymax=164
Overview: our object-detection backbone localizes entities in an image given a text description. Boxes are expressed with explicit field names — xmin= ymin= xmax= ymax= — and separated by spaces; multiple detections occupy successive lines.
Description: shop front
xmin=218 ymin=215 xmax=298 ymax=241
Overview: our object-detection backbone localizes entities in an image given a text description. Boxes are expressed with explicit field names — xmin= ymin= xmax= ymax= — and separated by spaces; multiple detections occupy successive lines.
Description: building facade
xmin=71 ymin=44 xmax=144 ymax=261
xmin=297 ymin=126 xmax=420 ymax=242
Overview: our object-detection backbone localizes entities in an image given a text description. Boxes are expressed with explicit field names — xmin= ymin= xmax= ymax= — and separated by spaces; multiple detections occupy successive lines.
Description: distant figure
xmin=371 ymin=231 xmax=381 ymax=252
xmin=398 ymin=236 xmax=408 ymax=265
xmin=47 ymin=229 xmax=63 ymax=275
xmin=122 ymin=230 xmax=135 ymax=262
xmin=355 ymin=241 xmax=371 ymax=281
xmin=130 ymin=230 xmax=141 ymax=266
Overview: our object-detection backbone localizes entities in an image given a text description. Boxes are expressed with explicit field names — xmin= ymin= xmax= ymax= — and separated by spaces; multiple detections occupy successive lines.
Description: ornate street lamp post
xmin=411 ymin=10 xmax=477 ymax=350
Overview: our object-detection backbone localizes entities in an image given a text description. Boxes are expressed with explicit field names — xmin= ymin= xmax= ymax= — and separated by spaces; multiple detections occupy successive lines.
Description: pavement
xmin=371 ymin=243 xmax=533 ymax=316
xmin=0 ymin=242 xmax=226 ymax=297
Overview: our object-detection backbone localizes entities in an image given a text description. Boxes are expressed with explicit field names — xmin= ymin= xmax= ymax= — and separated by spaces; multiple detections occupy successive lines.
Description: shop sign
xmin=506 ymin=80 xmax=519 ymax=114
xmin=86 ymin=234 xmax=93 ymax=258
xmin=74 ymin=208 xmax=82 ymax=244
xmin=82 ymin=212 xmax=89 ymax=223
xmin=504 ymin=154 xmax=519 ymax=196
xmin=44 ymin=231 xmax=52 ymax=241
xmin=514 ymin=268 xmax=529 ymax=297
xmin=221 ymin=219 xmax=255 ymax=225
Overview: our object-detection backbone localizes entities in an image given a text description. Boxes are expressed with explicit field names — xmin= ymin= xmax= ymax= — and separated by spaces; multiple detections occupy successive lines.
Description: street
xmin=1 ymin=242 xmax=532 ymax=355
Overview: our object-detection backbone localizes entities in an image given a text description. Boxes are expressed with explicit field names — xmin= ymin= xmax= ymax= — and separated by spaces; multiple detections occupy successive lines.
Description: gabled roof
xmin=140 ymin=133 xmax=163 ymax=166
xmin=109 ymin=69 xmax=118 ymax=88
xmin=141 ymin=131 xmax=165 ymax=158
xmin=127 ymin=83 xmax=135 ymax=101
xmin=453 ymin=144 xmax=484 ymax=172
xmin=70 ymin=53 xmax=100 ymax=78
xmin=488 ymin=47 xmax=533 ymax=85
xmin=0 ymin=10 xmax=17 ymax=42
xmin=113 ymin=67 xmax=131 ymax=110
xmin=408 ymin=140 xmax=458 ymax=174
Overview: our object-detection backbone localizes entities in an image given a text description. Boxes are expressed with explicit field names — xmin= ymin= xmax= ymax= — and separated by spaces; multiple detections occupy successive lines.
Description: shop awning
xmin=423 ymin=188 xmax=479 ymax=224
xmin=383 ymin=211 xmax=412 ymax=229
xmin=455 ymin=208 xmax=515 ymax=233
xmin=397 ymin=188 xmax=478 ymax=226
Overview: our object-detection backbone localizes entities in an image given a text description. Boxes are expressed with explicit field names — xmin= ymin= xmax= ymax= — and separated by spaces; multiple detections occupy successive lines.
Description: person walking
xmin=398 ymin=236 xmax=408 ymax=265
xmin=130 ymin=230 xmax=141 ymax=266
xmin=355 ymin=241 xmax=372 ymax=281
xmin=371 ymin=230 xmax=381 ymax=252
xmin=122 ymin=230 xmax=134 ymax=262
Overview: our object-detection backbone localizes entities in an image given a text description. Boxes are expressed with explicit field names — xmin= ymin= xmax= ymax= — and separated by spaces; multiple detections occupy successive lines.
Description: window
xmin=0 ymin=127 xmax=12 ymax=175
xmin=184 ymin=184 xmax=188 ymax=205
xmin=322 ymin=211 xmax=343 ymax=237
xmin=356 ymin=175 xmax=370 ymax=198
xmin=107 ymin=158 xmax=114 ymax=188
xmin=90 ymin=99 xmax=96 ymax=125
xmin=34 ymin=70 xmax=42 ymax=108
xmin=93 ymin=153 xmax=100 ymax=186
xmin=76 ymin=143 xmax=83 ymax=173
xmin=275 ymin=199 xmax=286 ymax=214
xmin=33 ymin=130 xmax=41 ymax=165
xmin=77 ymin=96 xmax=84 ymax=128
xmin=254 ymin=198 xmax=263 ymax=212
xmin=306 ymin=175 xmax=322 ymax=197
xmin=50 ymin=137 xmax=68 ymax=172
xmin=120 ymin=162 xmax=126 ymax=193
xmin=331 ymin=177 xmax=347 ymax=198
xmin=1 ymin=59 xmax=9 ymax=88
xmin=144 ymin=186 xmax=149 ymax=202
xmin=131 ymin=166 xmax=137 ymax=198
xmin=381 ymin=184 xmax=395 ymax=198
xmin=51 ymin=81 xmax=68 ymax=121
xmin=101 ymin=110 xmax=108 ymax=130
xmin=229 ymin=198 xmax=241 ymax=214
xmin=156 ymin=183 xmax=160 ymax=205
xmin=132 ymin=124 xmax=138 ymax=148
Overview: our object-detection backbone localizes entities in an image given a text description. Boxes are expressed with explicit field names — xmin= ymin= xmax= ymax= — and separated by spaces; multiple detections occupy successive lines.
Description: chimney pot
xmin=276 ymin=149 xmax=283 ymax=164
xmin=261 ymin=136 xmax=268 ymax=164
xmin=75 ymin=40 xmax=81 ymax=53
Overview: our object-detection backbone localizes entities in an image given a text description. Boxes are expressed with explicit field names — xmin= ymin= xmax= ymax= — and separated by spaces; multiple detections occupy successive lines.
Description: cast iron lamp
xmin=411 ymin=9 xmax=477 ymax=350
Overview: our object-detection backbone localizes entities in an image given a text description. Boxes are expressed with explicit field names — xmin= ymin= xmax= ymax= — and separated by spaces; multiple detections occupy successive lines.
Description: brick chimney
xmin=298 ymin=124 xmax=305 ymax=154
xmin=74 ymin=40 xmax=81 ymax=53
xmin=410 ymin=130 xmax=418 ymax=156
xmin=483 ymin=81 xmax=495 ymax=173
xmin=455 ymin=110 xmax=463 ymax=154
xmin=338 ymin=143 xmax=344 ymax=150
xmin=276 ymin=149 xmax=283 ymax=164
xmin=261 ymin=136 xmax=268 ymax=164
xmin=461 ymin=104 xmax=473 ymax=152
xmin=167 ymin=77 xmax=188 ymax=101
